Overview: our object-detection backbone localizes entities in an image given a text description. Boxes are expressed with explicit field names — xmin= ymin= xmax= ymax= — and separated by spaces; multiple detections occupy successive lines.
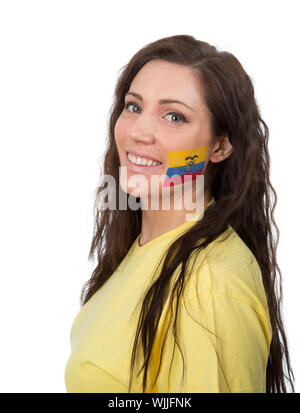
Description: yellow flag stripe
xmin=167 ymin=145 xmax=209 ymax=168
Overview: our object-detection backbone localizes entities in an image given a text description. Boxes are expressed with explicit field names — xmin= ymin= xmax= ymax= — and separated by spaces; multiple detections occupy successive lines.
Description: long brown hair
xmin=79 ymin=35 xmax=295 ymax=392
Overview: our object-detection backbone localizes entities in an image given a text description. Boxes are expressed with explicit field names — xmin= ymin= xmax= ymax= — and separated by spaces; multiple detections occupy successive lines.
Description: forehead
xmin=129 ymin=60 xmax=205 ymax=111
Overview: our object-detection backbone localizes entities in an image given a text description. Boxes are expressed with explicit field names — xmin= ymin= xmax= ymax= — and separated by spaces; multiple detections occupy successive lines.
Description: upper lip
xmin=126 ymin=149 xmax=162 ymax=163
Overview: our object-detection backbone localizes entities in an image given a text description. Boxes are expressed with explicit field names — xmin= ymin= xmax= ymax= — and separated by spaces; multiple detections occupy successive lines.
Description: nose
xmin=126 ymin=113 xmax=156 ymax=143
xmin=127 ymin=130 xmax=155 ymax=144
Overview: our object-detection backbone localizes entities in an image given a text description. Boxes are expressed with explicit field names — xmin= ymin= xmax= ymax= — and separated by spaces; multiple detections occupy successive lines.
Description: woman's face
xmin=114 ymin=59 xmax=214 ymax=202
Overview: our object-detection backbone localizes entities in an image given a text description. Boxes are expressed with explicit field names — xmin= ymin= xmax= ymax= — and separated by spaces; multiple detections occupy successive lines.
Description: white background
xmin=0 ymin=0 xmax=299 ymax=393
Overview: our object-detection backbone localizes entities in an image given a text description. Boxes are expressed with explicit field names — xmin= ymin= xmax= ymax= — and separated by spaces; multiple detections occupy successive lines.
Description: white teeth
xmin=128 ymin=152 xmax=161 ymax=166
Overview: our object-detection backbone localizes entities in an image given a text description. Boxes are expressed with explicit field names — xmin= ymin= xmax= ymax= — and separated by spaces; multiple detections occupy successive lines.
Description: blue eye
xmin=125 ymin=102 xmax=141 ymax=113
xmin=124 ymin=101 xmax=188 ymax=124
xmin=165 ymin=112 xmax=188 ymax=124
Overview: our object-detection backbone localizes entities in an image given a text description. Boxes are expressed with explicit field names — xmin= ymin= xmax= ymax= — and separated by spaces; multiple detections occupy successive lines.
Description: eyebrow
xmin=125 ymin=91 xmax=195 ymax=113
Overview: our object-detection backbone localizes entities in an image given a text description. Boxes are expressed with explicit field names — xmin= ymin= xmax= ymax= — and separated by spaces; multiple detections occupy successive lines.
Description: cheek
xmin=114 ymin=117 xmax=129 ymax=143
xmin=114 ymin=119 xmax=124 ymax=148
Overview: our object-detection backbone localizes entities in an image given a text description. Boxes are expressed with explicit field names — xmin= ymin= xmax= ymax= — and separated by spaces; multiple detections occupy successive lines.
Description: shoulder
xmin=185 ymin=225 xmax=270 ymax=319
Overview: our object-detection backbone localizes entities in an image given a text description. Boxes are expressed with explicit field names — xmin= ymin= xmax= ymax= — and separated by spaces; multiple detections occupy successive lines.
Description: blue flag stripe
xmin=166 ymin=161 xmax=205 ymax=178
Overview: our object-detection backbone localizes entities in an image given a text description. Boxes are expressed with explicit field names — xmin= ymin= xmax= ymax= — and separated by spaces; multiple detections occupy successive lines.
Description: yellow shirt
xmin=64 ymin=199 xmax=272 ymax=393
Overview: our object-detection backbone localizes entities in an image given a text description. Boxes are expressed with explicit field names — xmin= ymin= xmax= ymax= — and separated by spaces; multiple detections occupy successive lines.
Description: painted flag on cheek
xmin=163 ymin=145 xmax=209 ymax=187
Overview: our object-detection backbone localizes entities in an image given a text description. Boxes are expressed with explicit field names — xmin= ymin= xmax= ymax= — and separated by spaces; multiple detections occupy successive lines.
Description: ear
xmin=209 ymin=135 xmax=233 ymax=163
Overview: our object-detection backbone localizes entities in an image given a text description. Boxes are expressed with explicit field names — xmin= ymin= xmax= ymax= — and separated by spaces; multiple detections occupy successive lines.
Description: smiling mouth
xmin=126 ymin=151 xmax=163 ymax=167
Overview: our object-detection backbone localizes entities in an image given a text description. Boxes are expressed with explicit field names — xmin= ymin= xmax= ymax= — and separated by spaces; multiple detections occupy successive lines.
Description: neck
xmin=138 ymin=185 xmax=212 ymax=247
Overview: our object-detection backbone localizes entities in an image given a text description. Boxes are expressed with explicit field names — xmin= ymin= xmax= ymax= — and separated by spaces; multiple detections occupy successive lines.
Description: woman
xmin=64 ymin=35 xmax=295 ymax=393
